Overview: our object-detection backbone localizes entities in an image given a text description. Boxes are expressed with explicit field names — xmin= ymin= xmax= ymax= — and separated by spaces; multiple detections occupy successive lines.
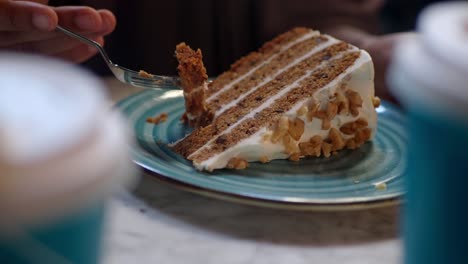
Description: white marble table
xmin=102 ymin=78 xmax=402 ymax=264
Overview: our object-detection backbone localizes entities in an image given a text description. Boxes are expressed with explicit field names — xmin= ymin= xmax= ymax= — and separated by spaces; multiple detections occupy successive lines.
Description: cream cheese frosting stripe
xmin=206 ymin=30 xmax=320 ymax=103
xmin=188 ymin=49 xmax=357 ymax=161
xmin=197 ymin=51 xmax=370 ymax=169
xmin=214 ymin=36 xmax=341 ymax=117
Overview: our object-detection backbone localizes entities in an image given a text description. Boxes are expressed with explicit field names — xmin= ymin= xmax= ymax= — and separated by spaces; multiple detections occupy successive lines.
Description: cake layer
xmin=172 ymin=42 xmax=352 ymax=157
xmin=207 ymin=28 xmax=315 ymax=97
xmin=189 ymin=51 xmax=362 ymax=165
xmin=207 ymin=35 xmax=328 ymax=115
xmin=172 ymin=27 xmax=378 ymax=171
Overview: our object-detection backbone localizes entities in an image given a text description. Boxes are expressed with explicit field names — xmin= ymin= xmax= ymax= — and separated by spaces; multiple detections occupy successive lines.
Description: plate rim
xmin=118 ymin=90 xmax=406 ymax=210
xmin=138 ymin=162 xmax=401 ymax=211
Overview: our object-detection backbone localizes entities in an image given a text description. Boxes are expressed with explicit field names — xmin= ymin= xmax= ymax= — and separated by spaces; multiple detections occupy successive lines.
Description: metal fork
xmin=56 ymin=25 xmax=180 ymax=89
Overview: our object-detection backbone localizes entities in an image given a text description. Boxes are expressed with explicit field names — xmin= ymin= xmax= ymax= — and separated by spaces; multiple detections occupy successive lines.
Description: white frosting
xmin=206 ymin=30 xmax=319 ymax=103
xmin=196 ymin=50 xmax=376 ymax=171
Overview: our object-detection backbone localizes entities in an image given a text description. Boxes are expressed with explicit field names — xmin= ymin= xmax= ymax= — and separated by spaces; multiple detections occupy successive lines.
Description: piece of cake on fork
xmin=173 ymin=27 xmax=380 ymax=171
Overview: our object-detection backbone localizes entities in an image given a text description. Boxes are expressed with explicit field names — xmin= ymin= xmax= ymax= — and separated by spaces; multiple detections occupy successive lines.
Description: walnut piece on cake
xmin=175 ymin=43 xmax=213 ymax=128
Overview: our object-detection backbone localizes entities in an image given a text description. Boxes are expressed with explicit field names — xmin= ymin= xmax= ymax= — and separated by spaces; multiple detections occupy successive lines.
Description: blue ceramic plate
xmin=117 ymin=89 xmax=407 ymax=210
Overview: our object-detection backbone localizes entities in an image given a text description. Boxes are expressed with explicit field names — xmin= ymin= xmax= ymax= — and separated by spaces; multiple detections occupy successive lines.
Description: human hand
xmin=325 ymin=25 xmax=416 ymax=103
xmin=359 ymin=32 xmax=416 ymax=103
xmin=0 ymin=0 xmax=116 ymax=63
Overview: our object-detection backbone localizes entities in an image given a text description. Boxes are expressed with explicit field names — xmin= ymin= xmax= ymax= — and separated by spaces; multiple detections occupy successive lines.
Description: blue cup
xmin=0 ymin=54 xmax=136 ymax=264
xmin=0 ymin=204 xmax=105 ymax=264
xmin=388 ymin=2 xmax=468 ymax=264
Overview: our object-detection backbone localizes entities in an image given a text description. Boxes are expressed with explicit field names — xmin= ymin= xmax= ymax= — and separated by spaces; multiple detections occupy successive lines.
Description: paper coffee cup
xmin=388 ymin=2 xmax=468 ymax=264
xmin=0 ymin=53 xmax=136 ymax=264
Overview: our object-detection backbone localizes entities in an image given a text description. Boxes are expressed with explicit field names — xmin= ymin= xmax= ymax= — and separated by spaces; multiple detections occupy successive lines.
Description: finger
xmin=54 ymin=6 xmax=103 ymax=32
xmin=0 ymin=1 xmax=57 ymax=31
xmin=98 ymin=9 xmax=116 ymax=36
xmin=52 ymin=39 xmax=104 ymax=63
xmin=11 ymin=34 xmax=104 ymax=55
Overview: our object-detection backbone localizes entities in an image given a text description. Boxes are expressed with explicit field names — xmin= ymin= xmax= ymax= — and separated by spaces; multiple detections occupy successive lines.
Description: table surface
xmin=101 ymin=78 xmax=401 ymax=264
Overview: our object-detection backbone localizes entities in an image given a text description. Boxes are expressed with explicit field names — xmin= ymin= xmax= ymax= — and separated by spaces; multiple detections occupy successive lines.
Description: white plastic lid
xmin=419 ymin=2 xmax=468 ymax=74
xmin=389 ymin=2 xmax=468 ymax=115
xmin=0 ymin=54 xmax=136 ymax=226
xmin=0 ymin=53 xmax=106 ymax=165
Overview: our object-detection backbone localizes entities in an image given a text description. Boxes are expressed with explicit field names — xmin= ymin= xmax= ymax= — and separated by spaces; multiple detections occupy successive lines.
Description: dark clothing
xmin=50 ymin=0 xmax=448 ymax=76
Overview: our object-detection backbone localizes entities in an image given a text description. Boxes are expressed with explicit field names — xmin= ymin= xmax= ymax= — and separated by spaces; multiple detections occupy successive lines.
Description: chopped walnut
xmin=346 ymin=90 xmax=363 ymax=106
xmin=336 ymin=92 xmax=349 ymax=115
xmin=340 ymin=118 xmax=368 ymax=135
xmin=314 ymin=110 xmax=327 ymax=120
xmin=346 ymin=90 xmax=363 ymax=117
xmin=307 ymin=102 xmax=319 ymax=121
xmin=326 ymin=102 xmax=338 ymax=119
xmin=355 ymin=118 xmax=369 ymax=128
xmin=321 ymin=142 xmax=333 ymax=158
xmin=283 ymin=134 xmax=299 ymax=154
xmin=346 ymin=138 xmax=358 ymax=149
xmin=328 ymin=128 xmax=345 ymax=150
xmin=271 ymin=116 xmax=289 ymax=143
xmin=288 ymin=117 xmax=305 ymax=141
xmin=321 ymin=118 xmax=331 ymax=130
xmin=262 ymin=133 xmax=271 ymax=142
xmin=289 ymin=152 xmax=301 ymax=161
xmin=296 ymin=105 xmax=308 ymax=116
xmin=226 ymin=157 xmax=248 ymax=170
xmin=259 ymin=156 xmax=270 ymax=164
xmin=340 ymin=122 xmax=356 ymax=135
xmin=146 ymin=112 xmax=168 ymax=124
xmin=372 ymin=96 xmax=381 ymax=108
xmin=299 ymin=135 xmax=322 ymax=157
xmin=354 ymin=128 xmax=372 ymax=145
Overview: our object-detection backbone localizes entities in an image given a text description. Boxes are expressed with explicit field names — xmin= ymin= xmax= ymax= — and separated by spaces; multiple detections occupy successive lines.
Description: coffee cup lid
xmin=0 ymin=54 xmax=136 ymax=227
xmin=419 ymin=2 xmax=468 ymax=74
xmin=0 ymin=53 xmax=106 ymax=165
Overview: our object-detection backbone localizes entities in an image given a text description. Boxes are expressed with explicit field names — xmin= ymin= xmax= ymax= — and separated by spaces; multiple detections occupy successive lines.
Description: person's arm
xmin=0 ymin=0 xmax=116 ymax=63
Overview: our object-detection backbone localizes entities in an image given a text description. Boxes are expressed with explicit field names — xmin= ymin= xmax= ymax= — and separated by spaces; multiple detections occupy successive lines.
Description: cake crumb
xmin=146 ymin=112 xmax=168 ymax=124
xmin=138 ymin=70 xmax=154 ymax=78
xmin=375 ymin=182 xmax=387 ymax=190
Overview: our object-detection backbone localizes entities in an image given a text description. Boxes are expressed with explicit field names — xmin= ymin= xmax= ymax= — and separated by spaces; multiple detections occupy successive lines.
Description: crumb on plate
xmin=146 ymin=112 xmax=168 ymax=124
xmin=374 ymin=182 xmax=387 ymax=190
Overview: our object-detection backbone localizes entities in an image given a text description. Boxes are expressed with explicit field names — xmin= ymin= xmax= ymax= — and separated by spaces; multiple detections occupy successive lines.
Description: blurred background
xmin=49 ymin=0 xmax=445 ymax=77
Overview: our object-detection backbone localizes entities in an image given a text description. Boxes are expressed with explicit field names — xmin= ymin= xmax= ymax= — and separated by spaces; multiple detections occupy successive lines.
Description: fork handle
xmin=56 ymin=25 xmax=112 ymax=63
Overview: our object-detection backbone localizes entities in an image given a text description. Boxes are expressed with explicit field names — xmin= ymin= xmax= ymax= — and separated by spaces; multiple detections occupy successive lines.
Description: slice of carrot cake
xmin=173 ymin=27 xmax=379 ymax=171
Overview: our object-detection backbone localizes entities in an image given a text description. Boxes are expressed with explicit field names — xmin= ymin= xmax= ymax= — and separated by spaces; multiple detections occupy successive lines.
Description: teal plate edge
xmin=116 ymin=89 xmax=407 ymax=211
